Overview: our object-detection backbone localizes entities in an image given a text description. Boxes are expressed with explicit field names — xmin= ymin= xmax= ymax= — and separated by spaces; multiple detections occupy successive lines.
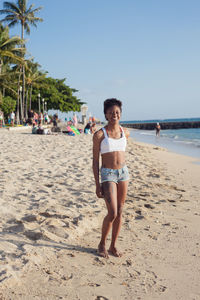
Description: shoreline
xmin=130 ymin=128 xmax=200 ymax=161
xmin=0 ymin=130 xmax=200 ymax=299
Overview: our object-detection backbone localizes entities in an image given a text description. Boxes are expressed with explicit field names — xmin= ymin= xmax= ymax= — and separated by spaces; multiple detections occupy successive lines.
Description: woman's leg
xmin=108 ymin=180 xmax=128 ymax=257
xmin=98 ymin=181 xmax=118 ymax=258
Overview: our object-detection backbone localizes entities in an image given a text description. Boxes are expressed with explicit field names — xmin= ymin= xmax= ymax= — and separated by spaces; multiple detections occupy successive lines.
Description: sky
xmin=1 ymin=0 xmax=200 ymax=121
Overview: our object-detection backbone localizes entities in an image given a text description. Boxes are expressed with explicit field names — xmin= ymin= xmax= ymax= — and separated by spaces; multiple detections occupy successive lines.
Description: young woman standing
xmin=93 ymin=98 xmax=129 ymax=258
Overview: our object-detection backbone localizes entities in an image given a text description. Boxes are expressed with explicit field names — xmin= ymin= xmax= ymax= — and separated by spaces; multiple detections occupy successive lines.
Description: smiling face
xmin=105 ymin=105 xmax=121 ymax=123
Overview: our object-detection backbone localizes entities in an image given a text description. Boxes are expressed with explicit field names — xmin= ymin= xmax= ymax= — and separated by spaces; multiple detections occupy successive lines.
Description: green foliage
xmin=0 ymin=23 xmax=25 ymax=70
xmin=31 ymin=77 xmax=84 ymax=113
xmin=0 ymin=96 xmax=16 ymax=117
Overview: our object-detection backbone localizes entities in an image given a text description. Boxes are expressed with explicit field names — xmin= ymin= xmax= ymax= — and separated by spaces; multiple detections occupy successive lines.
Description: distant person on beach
xmin=10 ymin=111 xmax=15 ymax=126
xmin=32 ymin=122 xmax=49 ymax=134
xmin=156 ymin=122 xmax=161 ymax=136
xmin=53 ymin=114 xmax=58 ymax=127
xmin=0 ymin=111 xmax=4 ymax=127
xmin=73 ymin=113 xmax=78 ymax=127
xmin=34 ymin=112 xmax=38 ymax=124
xmin=67 ymin=117 xmax=72 ymax=125
xmin=84 ymin=122 xmax=91 ymax=134
xmin=93 ymin=98 xmax=130 ymax=258
xmin=32 ymin=123 xmax=38 ymax=134
xmin=27 ymin=109 xmax=34 ymax=125
xmin=37 ymin=121 xmax=44 ymax=134
xmin=44 ymin=112 xmax=48 ymax=124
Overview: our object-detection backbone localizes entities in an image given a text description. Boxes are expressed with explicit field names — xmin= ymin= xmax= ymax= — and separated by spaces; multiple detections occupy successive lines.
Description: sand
xmin=0 ymin=128 xmax=199 ymax=300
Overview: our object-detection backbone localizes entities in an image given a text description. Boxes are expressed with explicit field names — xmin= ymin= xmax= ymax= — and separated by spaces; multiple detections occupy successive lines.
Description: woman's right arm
xmin=93 ymin=130 xmax=103 ymax=198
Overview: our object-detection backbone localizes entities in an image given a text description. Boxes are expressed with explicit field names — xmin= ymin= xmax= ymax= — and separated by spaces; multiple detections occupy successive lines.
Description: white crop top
xmin=100 ymin=126 xmax=127 ymax=154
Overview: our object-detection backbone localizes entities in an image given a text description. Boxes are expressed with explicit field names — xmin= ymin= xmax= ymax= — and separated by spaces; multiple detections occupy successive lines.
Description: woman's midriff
xmin=101 ymin=151 xmax=126 ymax=169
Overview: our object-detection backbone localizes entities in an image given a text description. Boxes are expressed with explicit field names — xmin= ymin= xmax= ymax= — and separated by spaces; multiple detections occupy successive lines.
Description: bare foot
xmin=108 ymin=247 xmax=122 ymax=257
xmin=97 ymin=243 xmax=108 ymax=258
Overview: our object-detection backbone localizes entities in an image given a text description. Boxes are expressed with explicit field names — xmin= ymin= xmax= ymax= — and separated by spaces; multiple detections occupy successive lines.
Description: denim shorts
xmin=101 ymin=165 xmax=129 ymax=184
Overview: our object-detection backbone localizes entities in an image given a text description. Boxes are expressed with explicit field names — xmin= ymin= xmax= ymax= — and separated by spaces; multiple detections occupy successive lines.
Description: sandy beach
xmin=0 ymin=128 xmax=200 ymax=300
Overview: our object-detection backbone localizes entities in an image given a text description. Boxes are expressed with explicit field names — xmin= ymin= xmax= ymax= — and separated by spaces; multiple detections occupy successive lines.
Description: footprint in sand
xmin=22 ymin=214 xmax=37 ymax=222
xmin=4 ymin=222 xmax=25 ymax=233
xmin=44 ymin=184 xmax=54 ymax=188
xmin=135 ymin=210 xmax=145 ymax=220
xmin=156 ymin=199 xmax=167 ymax=203
xmin=144 ymin=203 xmax=155 ymax=209
xmin=23 ymin=230 xmax=43 ymax=241
xmin=93 ymin=257 xmax=106 ymax=266
xmin=135 ymin=209 xmax=142 ymax=215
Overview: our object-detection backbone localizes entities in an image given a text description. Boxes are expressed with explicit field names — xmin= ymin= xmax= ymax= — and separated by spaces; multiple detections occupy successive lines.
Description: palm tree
xmin=0 ymin=1 xmax=43 ymax=40
xmin=0 ymin=70 xmax=17 ymax=106
xmin=0 ymin=0 xmax=43 ymax=120
xmin=0 ymin=24 xmax=24 ymax=74
xmin=0 ymin=23 xmax=26 ymax=122
xmin=25 ymin=60 xmax=47 ymax=117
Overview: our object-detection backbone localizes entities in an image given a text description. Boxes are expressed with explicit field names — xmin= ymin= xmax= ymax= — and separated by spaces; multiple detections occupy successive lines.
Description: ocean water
xmin=124 ymin=118 xmax=200 ymax=160
xmin=122 ymin=117 xmax=200 ymax=124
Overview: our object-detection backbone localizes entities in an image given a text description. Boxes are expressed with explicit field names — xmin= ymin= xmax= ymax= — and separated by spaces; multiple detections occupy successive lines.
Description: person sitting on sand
xmin=32 ymin=123 xmax=38 ymax=134
xmin=39 ymin=113 xmax=43 ymax=124
xmin=37 ymin=121 xmax=44 ymax=134
xmin=84 ymin=122 xmax=91 ymax=134
xmin=93 ymin=98 xmax=130 ymax=258
xmin=156 ymin=122 xmax=161 ymax=136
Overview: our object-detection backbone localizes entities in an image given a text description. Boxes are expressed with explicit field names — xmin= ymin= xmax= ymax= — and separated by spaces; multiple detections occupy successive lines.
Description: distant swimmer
xmin=156 ymin=122 xmax=161 ymax=136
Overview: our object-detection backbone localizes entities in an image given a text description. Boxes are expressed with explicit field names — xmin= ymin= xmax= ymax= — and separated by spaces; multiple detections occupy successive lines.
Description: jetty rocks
xmin=122 ymin=121 xmax=200 ymax=130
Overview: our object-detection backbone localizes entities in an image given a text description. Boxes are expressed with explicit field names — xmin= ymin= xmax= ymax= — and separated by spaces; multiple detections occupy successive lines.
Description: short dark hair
xmin=103 ymin=98 xmax=122 ymax=116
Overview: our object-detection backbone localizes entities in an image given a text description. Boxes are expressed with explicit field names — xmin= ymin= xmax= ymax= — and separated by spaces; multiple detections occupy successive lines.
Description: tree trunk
xmin=30 ymin=85 xmax=32 ymax=110
xmin=20 ymin=88 xmax=23 ymax=123
xmin=25 ymin=88 xmax=28 ymax=119
xmin=22 ymin=65 xmax=25 ymax=120
xmin=0 ymin=59 xmax=2 ymax=74
xmin=17 ymin=87 xmax=20 ymax=124
xmin=16 ymin=70 xmax=21 ymax=124
xmin=0 ymin=60 xmax=2 ymax=97
xmin=21 ymin=21 xmax=25 ymax=121
xmin=19 ymin=66 xmax=24 ymax=121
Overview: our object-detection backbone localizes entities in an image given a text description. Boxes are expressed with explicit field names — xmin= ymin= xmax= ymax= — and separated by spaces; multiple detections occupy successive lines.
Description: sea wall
xmin=122 ymin=121 xmax=200 ymax=130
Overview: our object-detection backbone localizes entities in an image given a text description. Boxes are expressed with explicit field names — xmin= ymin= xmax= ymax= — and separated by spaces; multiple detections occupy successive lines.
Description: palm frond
xmin=28 ymin=16 xmax=43 ymax=22
xmin=0 ymin=9 xmax=17 ymax=15
xmin=1 ymin=36 xmax=22 ymax=47
xmin=5 ymin=19 xmax=18 ymax=28
xmin=24 ymin=23 xmax=30 ymax=34
xmin=18 ymin=0 xmax=26 ymax=13
xmin=0 ymin=50 xmax=25 ymax=64
xmin=3 ymin=2 xmax=21 ymax=14
xmin=28 ymin=6 xmax=43 ymax=14
xmin=26 ymin=3 xmax=35 ymax=14
xmin=0 ymin=81 xmax=18 ymax=95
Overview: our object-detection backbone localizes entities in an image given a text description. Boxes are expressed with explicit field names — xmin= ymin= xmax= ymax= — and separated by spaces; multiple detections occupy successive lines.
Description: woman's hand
xmin=96 ymin=184 xmax=104 ymax=198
